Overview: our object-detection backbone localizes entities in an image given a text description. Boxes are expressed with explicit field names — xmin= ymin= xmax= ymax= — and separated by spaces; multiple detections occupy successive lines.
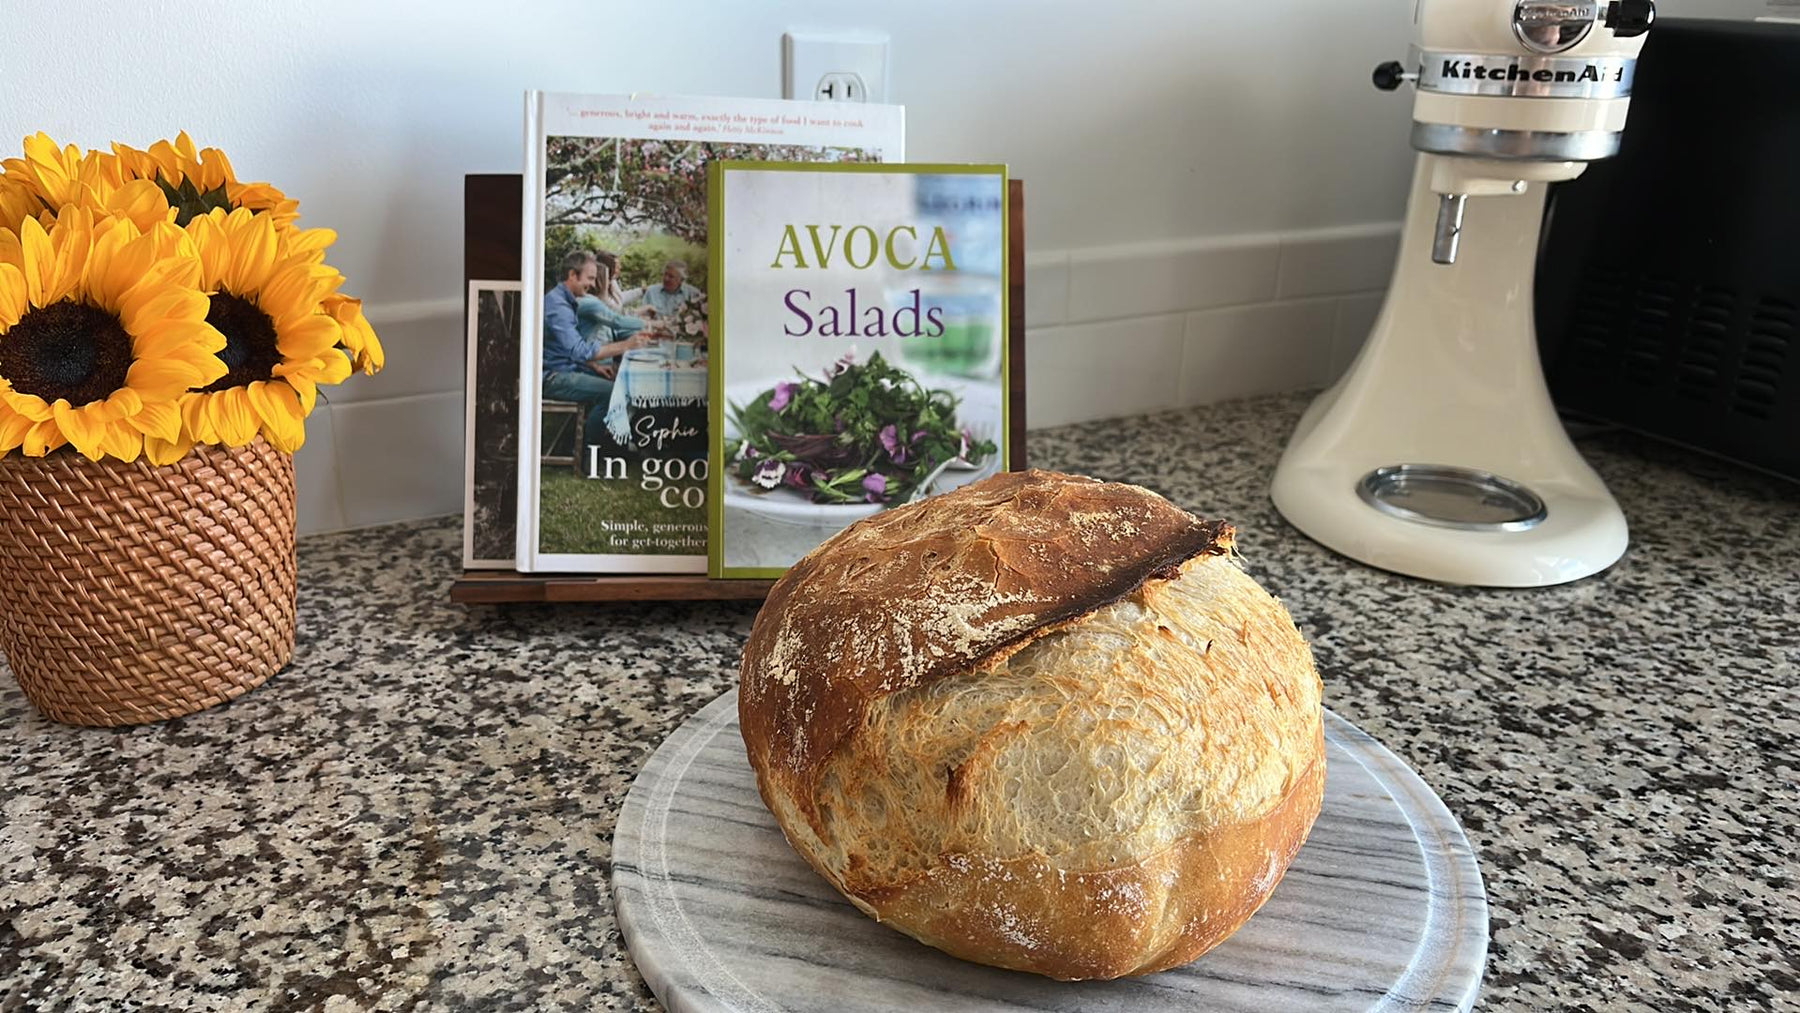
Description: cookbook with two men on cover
xmin=515 ymin=93 xmax=905 ymax=573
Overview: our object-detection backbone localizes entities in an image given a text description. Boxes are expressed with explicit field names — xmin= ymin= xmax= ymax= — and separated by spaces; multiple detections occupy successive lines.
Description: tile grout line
xmin=1050 ymin=290 xmax=1386 ymax=336
xmin=1058 ymin=251 xmax=1071 ymax=326
xmin=317 ymin=402 xmax=350 ymax=536
xmin=352 ymin=224 xmax=1405 ymax=329
xmin=327 ymin=389 xmax=465 ymax=410
xmin=1174 ymin=301 xmax=1196 ymax=409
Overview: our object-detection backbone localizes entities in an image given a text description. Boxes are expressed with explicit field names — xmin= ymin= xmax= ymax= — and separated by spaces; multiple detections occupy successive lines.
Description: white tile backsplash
xmin=301 ymin=223 xmax=1397 ymax=534
xmin=1025 ymin=253 xmax=1070 ymax=328
xmin=1275 ymin=225 xmax=1402 ymax=300
xmin=331 ymin=392 xmax=465 ymax=529
xmin=1180 ymin=300 xmax=1339 ymax=406
xmin=294 ymin=405 xmax=344 ymax=536
xmin=1026 ymin=315 xmax=1187 ymax=429
xmin=1066 ymin=235 xmax=1281 ymax=324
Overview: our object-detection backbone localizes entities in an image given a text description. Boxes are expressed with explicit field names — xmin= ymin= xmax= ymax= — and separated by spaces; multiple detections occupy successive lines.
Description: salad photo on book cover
xmin=517 ymin=93 xmax=904 ymax=574
xmin=708 ymin=163 xmax=1010 ymax=579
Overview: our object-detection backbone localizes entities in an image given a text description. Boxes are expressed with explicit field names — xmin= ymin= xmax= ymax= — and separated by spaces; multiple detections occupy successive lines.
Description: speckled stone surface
xmin=1 ymin=391 xmax=1796 ymax=1012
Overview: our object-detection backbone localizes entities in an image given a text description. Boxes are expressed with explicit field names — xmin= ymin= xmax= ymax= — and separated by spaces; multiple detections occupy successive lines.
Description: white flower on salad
xmin=752 ymin=460 xmax=786 ymax=489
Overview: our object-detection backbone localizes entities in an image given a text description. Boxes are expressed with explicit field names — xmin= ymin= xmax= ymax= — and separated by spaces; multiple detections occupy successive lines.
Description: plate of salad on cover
xmin=724 ymin=352 xmax=1002 ymax=528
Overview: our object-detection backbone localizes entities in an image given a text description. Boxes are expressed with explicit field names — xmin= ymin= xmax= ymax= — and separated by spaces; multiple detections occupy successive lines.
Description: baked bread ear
xmin=739 ymin=470 xmax=1325 ymax=980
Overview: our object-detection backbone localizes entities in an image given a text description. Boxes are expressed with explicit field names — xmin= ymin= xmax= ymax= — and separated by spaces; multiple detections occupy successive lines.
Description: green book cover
xmin=708 ymin=162 xmax=1011 ymax=579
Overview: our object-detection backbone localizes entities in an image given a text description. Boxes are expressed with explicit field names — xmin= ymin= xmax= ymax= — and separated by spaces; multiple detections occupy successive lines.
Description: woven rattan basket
xmin=0 ymin=437 xmax=298 ymax=726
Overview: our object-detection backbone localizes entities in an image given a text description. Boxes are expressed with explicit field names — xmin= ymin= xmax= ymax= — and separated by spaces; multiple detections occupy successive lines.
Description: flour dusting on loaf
xmin=739 ymin=469 xmax=1324 ymax=981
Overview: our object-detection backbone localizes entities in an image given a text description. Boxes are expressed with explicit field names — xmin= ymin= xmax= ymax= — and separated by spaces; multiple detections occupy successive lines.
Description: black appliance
xmin=1536 ymin=17 xmax=1800 ymax=481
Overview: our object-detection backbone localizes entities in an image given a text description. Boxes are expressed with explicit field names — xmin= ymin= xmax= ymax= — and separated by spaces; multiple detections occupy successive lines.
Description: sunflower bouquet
xmin=0 ymin=131 xmax=385 ymax=728
xmin=0 ymin=131 xmax=382 ymax=462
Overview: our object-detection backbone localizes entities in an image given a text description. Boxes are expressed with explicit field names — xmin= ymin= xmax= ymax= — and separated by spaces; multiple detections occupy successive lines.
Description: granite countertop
xmin=2 ymin=392 xmax=1795 ymax=1012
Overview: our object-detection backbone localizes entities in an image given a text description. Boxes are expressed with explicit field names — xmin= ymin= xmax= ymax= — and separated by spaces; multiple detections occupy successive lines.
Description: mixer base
xmin=1269 ymin=157 xmax=1629 ymax=589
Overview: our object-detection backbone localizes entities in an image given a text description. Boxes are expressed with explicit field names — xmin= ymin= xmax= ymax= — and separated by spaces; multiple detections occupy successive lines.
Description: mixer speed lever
xmin=1372 ymin=61 xmax=1417 ymax=91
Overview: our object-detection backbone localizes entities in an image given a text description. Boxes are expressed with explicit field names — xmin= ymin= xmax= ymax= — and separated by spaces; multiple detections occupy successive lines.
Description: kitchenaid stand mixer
xmin=1271 ymin=0 xmax=1655 ymax=587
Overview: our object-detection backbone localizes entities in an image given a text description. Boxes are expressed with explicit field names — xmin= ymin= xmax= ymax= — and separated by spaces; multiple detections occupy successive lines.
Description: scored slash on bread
xmin=739 ymin=469 xmax=1325 ymax=980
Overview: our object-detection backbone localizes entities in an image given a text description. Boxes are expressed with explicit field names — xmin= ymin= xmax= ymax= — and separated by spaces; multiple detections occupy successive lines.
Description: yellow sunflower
xmin=0 ymin=177 xmax=45 ymax=234
xmin=0 ymin=133 xmax=173 ymax=234
xmin=322 ymin=293 xmax=385 ymax=375
xmin=112 ymin=132 xmax=301 ymax=231
xmin=144 ymin=208 xmax=346 ymax=465
xmin=284 ymin=228 xmax=384 ymax=375
xmin=0 ymin=134 xmax=95 ymax=218
xmin=0 ymin=208 xmax=226 ymax=461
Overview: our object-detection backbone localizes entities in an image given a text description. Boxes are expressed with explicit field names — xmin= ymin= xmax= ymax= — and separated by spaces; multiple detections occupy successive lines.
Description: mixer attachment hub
xmin=1513 ymin=0 xmax=1601 ymax=53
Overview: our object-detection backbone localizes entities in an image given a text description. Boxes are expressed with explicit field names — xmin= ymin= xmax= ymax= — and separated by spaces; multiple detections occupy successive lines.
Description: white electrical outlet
xmin=816 ymin=72 xmax=865 ymax=102
xmin=783 ymin=31 xmax=889 ymax=104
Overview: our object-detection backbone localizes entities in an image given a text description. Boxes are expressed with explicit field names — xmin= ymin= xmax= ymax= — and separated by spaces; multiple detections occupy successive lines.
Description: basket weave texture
xmin=0 ymin=437 xmax=297 ymax=727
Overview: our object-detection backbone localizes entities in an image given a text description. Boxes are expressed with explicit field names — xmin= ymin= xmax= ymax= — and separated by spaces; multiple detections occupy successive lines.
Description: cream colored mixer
xmin=1271 ymin=0 xmax=1656 ymax=586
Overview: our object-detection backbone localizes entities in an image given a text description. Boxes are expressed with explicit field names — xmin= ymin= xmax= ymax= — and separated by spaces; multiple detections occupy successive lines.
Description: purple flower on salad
xmin=826 ymin=352 xmax=856 ymax=378
xmin=783 ymin=463 xmax=813 ymax=490
xmin=752 ymin=460 xmax=786 ymax=489
xmin=878 ymin=424 xmax=908 ymax=464
xmin=768 ymin=381 xmax=798 ymax=413
xmin=862 ymin=473 xmax=888 ymax=502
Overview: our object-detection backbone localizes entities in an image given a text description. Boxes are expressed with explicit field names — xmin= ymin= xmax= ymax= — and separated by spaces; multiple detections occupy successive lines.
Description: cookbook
xmin=707 ymin=162 xmax=1011 ymax=579
xmin=460 ymin=173 xmax=526 ymax=570
xmin=463 ymin=279 xmax=523 ymax=569
xmin=515 ymin=93 xmax=905 ymax=574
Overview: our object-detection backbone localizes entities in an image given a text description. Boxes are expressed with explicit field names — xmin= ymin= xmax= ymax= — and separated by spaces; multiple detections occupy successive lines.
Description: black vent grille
xmin=1561 ymin=272 xmax=1752 ymax=407
xmin=1567 ymin=266 xmax=1629 ymax=381
xmin=1626 ymin=276 xmax=1678 ymax=387
xmin=1677 ymin=286 xmax=1734 ymax=404
xmin=1553 ymin=273 xmax=1799 ymax=425
xmin=1733 ymin=298 xmax=1795 ymax=421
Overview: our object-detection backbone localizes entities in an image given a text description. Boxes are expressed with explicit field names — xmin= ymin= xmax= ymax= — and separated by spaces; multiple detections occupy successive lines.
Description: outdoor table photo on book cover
xmin=708 ymin=162 xmax=1011 ymax=579
xmin=516 ymin=93 xmax=904 ymax=574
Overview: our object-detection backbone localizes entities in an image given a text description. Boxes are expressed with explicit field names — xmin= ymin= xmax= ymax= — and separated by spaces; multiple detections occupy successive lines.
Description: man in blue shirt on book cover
xmin=621 ymin=259 xmax=702 ymax=320
xmin=542 ymin=250 xmax=653 ymax=449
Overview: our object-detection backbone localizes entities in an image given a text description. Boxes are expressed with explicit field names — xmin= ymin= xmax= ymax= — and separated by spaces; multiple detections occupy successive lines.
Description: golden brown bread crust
xmin=854 ymin=748 xmax=1324 ymax=980
xmin=738 ymin=469 xmax=1323 ymax=980
xmin=739 ymin=470 xmax=1228 ymax=813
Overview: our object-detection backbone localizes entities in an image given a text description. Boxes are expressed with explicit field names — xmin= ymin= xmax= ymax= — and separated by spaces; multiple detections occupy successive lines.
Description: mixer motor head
xmin=1374 ymin=0 xmax=1655 ymax=263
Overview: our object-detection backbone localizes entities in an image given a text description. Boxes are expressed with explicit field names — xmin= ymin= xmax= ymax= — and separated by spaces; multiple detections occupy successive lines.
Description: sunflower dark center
xmin=203 ymin=293 xmax=281 ymax=391
xmin=0 ymin=301 xmax=133 ymax=406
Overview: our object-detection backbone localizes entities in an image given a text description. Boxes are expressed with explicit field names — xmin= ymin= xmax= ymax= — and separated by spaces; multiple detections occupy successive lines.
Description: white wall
xmin=4 ymin=0 xmax=1767 ymax=533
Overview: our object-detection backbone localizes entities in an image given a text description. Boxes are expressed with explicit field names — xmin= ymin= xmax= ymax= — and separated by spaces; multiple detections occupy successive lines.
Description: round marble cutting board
xmin=612 ymin=690 xmax=1487 ymax=1012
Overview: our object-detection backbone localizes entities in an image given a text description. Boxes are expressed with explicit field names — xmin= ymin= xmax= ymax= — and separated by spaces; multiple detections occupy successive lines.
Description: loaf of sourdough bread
xmin=738 ymin=469 xmax=1325 ymax=980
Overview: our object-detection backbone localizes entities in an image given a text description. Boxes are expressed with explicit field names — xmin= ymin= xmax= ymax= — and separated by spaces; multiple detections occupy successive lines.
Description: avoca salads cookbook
xmin=707 ymin=162 xmax=1010 ymax=578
